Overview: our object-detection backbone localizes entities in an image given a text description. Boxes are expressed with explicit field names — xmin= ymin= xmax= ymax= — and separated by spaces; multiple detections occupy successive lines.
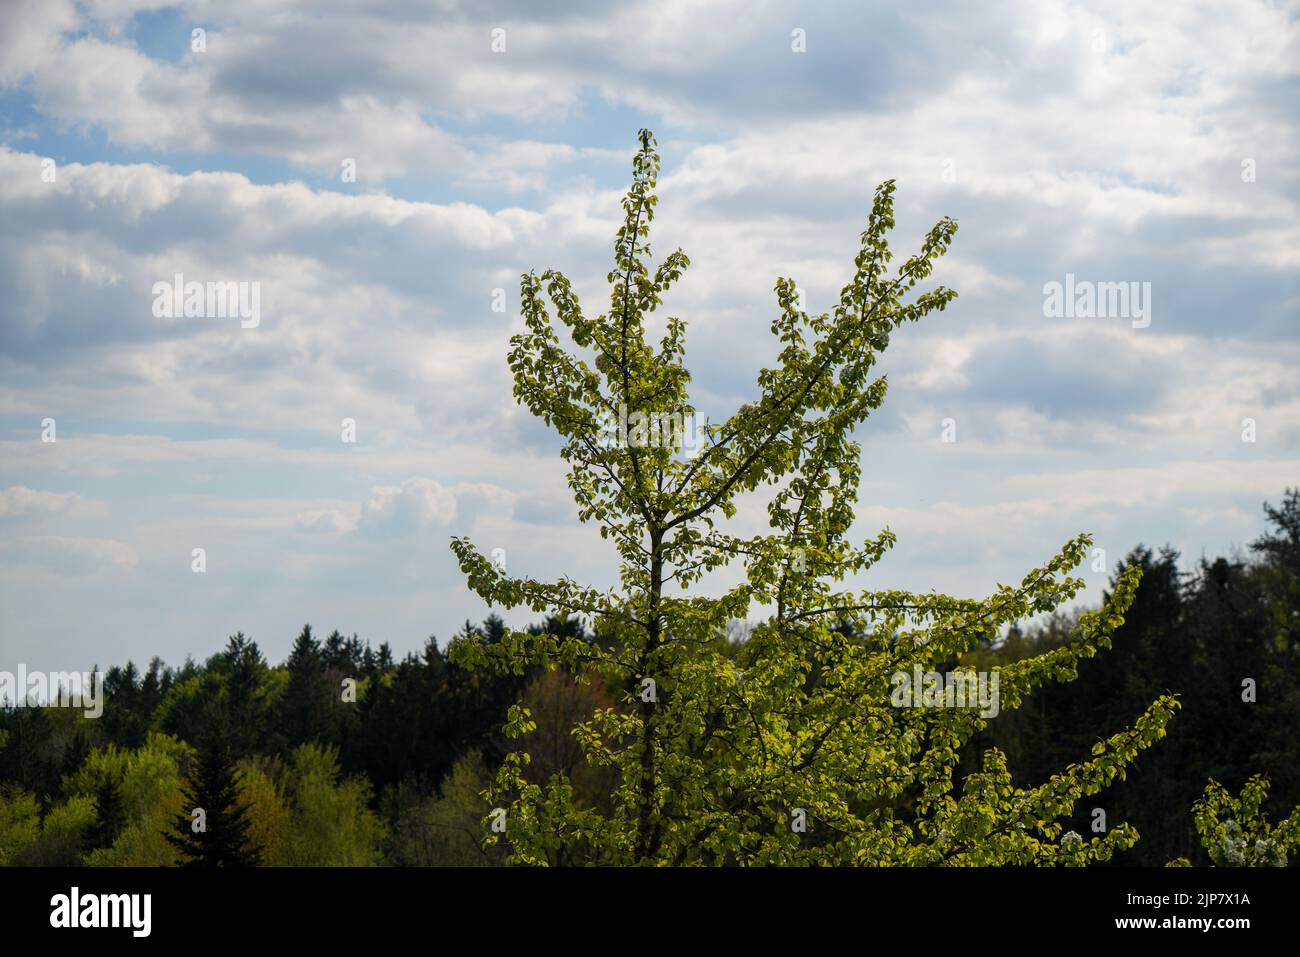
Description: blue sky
xmin=1 ymin=0 xmax=1297 ymax=673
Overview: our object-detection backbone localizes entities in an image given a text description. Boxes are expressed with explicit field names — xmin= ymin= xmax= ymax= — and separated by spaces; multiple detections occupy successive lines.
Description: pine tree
xmin=167 ymin=734 xmax=261 ymax=867
xmin=221 ymin=633 xmax=267 ymax=755
xmin=280 ymin=624 xmax=333 ymax=749
xmin=89 ymin=770 xmax=126 ymax=852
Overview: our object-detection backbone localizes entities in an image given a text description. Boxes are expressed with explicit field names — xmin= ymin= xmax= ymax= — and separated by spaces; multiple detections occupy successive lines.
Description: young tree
xmin=0 ymin=786 xmax=41 ymax=865
xmin=450 ymin=130 xmax=1179 ymax=865
xmin=280 ymin=743 xmax=384 ymax=866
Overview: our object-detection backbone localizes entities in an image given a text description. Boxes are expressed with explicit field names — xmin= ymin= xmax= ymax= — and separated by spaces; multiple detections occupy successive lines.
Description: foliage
xmin=236 ymin=756 xmax=292 ymax=866
xmin=0 ymin=787 xmax=40 ymax=865
xmin=64 ymin=733 xmax=191 ymax=866
xmin=167 ymin=734 xmax=261 ymax=867
xmin=449 ymin=131 xmax=1183 ymax=865
xmin=1169 ymin=776 xmax=1300 ymax=867
xmin=385 ymin=752 xmax=506 ymax=867
xmin=975 ymin=498 xmax=1300 ymax=863
xmin=279 ymin=743 xmax=385 ymax=866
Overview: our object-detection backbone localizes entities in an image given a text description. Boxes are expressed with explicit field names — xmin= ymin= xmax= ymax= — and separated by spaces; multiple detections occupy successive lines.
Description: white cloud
xmin=295 ymin=508 xmax=356 ymax=535
xmin=360 ymin=477 xmax=458 ymax=533
xmin=0 ymin=485 xmax=106 ymax=519
xmin=0 ymin=0 xmax=78 ymax=86
xmin=1 ymin=0 xmax=1298 ymax=669
xmin=0 ymin=535 xmax=138 ymax=573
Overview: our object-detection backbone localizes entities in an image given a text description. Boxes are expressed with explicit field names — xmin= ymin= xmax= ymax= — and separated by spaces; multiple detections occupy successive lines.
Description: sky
xmin=0 ymin=0 xmax=1297 ymax=674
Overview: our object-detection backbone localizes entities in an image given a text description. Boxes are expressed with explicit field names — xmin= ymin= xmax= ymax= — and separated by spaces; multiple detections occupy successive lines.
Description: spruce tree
xmin=281 ymin=624 xmax=332 ymax=749
xmin=168 ymin=734 xmax=261 ymax=867
xmin=89 ymin=770 xmax=126 ymax=852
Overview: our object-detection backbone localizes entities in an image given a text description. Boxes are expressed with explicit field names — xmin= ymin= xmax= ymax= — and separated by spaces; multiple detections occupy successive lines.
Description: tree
xmin=67 ymin=733 xmax=191 ymax=866
xmin=88 ymin=768 xmax=126 ymax=852
xmin=449 ymin=130 xmax=1180 ymax=865
xmin=1251 ymin=488 xmax=1300 ymax=576
xmin=280 ymin=743 xmax=384 ymax=866
xmin=0 ymin=787 xmax=40 ymax=865
xmin=21 ymin=795 xmax=95 ymax=866
xmin=167 ymin=734 xmax=261 ymax=867
xmin=385 ymin=751 xmax=507 ymax=866
xmin=278 ymin=624 xmax=335 ymax=750
xmin=218 ymin=632 xmax=269 ymax=755
xmin=519 ymin=668 xmax=618 ymax=813
xmin=1245 ymin=492 xmax=1300 ymax=816
xmin=234 ymin=756 xmax=292 ymax=866
xmin=1170 ymin=775 xmax=1300 ymax=867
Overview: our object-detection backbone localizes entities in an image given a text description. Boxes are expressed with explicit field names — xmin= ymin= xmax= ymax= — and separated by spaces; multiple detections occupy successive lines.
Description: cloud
xmin=0 ymin=485 xmax=107 ymax=519
xmin=0 ymin=0 xmax=78 ymax=86
xmin=1 ymin=0 xmax=1298 ymax=671
xmin=295 ymin=508 xmax=356 ymax=535
xmin=359 ymin=478 xmax=458 ymax=534
xmin=0 ymin=535 xmax=138 ymax=574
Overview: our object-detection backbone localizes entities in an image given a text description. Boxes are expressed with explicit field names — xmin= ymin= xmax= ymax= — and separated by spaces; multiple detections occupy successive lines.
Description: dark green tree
xmin=279 ymin=624 xmax=335 ymax=751
xmin=1248 ymin=490 xmax=1300 ymax=810
xmin=220 ymin=633 xmax=268 ymax=755
xmin=89 ymin=770 xmax=126 ymax=851
xmin=167 ymin=734 xmax=261 ymax=867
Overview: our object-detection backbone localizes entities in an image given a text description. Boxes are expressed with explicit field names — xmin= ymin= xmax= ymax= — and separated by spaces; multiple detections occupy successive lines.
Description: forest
xmin=2 ymin=490 xmax=1297 ymax=867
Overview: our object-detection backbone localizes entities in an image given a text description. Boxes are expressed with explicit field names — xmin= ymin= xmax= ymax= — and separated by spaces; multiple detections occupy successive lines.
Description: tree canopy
xmin=448 ymin=131 xmax=1210 ymax=865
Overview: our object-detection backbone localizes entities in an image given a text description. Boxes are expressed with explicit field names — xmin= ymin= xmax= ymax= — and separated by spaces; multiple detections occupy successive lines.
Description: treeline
xmin=967 ymin=490 xmax=1300 ymax=864
xmin=1 ymin=491 xmax=1297 ymax=865
xmin=0 ymin=616 xmax=611 ymax=865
